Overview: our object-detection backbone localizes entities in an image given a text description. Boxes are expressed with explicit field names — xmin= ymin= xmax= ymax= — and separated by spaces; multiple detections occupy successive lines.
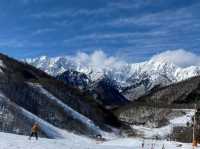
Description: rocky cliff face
xmin=56 ymin=70 xmax=91 ymax=90
xmin=56 ymin=70 xmax=129 ymax=109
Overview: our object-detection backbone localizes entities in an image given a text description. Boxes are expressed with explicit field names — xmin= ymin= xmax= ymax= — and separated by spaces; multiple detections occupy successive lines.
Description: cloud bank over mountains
xmin=150 ymin=49 xmax=200 ymax=67
xmin=26 ymin=49 xmax=200 ymax=98
xmin=70 ymin=50 xmax=126 ymax=71
xmin=68 ymin=49 xmax=200 ymax=69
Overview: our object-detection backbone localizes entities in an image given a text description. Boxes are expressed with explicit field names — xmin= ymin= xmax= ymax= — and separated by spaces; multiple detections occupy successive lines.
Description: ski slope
xmin=33 ymin=84 xmax=102 ymax=133
xmin=27 ymin=83 xmax=118 ymax=139
xmin=0 ymin=89 xmax=197 ymax=149
xmin=131 ymin=109 xmax=195 ymax=139
xmin=0 ymin=132 xmax=197 ymax=149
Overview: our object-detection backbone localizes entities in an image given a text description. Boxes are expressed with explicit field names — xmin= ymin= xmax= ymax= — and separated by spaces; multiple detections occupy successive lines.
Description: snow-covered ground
xmin=0 ymin=132 xmax=196 ymax=149
xmin=131 ymin=109 xmax=195 ymax=139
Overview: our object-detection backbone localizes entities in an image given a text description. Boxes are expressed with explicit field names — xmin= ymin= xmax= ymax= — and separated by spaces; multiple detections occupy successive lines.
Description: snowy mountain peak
xmin=24 ymin=50 xmax=200 ymax=100
xmin=24 ymin=53 xmax=200 ymax=83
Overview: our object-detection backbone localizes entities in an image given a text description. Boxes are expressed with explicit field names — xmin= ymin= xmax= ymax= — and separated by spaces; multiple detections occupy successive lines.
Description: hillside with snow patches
xmin=25 ymin=50 xmax=200 ymax=100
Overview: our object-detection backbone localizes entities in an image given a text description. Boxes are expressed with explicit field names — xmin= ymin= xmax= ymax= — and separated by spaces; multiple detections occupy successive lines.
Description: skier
xmin=29 ymin=123 xmax=39 ymax=140
xmin=141 ymin=139 xmax=144 ymax=148
xmin=161 ymin=144 xmax=165 ymax=149
xmin=151 ymin=143 xmax=154 ymax=149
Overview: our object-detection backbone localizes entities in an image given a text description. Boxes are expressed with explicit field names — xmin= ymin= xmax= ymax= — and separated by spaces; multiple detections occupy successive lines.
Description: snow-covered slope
xmin=25 ymin=50 xmax=200 ymax=100
xmin=28 ymin=83 xmax=102 ymax=135
xmin=0 ymin=131 xmax=196 ymax=149
xmin=131 ymin=109 xmax=195 ymax=139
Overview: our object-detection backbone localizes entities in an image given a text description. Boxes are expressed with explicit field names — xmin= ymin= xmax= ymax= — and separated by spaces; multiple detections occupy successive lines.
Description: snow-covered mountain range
xmin=24 ymin=50 xmax=200 ymax=100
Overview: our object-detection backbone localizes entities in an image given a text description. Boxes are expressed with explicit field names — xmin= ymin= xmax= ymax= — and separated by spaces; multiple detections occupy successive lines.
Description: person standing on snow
xmin=29 ymin=123 xmax=39 ymax=140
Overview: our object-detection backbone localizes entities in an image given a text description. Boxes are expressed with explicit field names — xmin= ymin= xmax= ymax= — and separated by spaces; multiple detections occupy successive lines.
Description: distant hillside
xmin=120 ymin=76 xmax=200 ymax=109
xmin=115 ymin=75 xmax=200 ymax=142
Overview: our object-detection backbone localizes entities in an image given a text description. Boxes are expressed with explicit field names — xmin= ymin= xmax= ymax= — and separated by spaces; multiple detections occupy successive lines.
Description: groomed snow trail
xmin=0 ymin=132 xmax=197 ymax=149
xmin=28 ymin=83 xmax=118 ymax=139
xmin=28 ymin=83 xmax=101 ymax=132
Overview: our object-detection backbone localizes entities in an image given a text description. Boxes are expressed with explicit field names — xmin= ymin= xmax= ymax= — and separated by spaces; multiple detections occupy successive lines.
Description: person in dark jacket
xmin=29 ymin=123 xmax=39 ymax=140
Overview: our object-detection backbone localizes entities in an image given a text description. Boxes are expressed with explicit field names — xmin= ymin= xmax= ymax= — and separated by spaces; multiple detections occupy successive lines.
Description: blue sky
xmin=0 ymin=0 xmax=200 ymax=61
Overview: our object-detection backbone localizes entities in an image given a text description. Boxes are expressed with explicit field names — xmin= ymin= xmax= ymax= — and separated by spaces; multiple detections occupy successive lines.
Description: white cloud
xmin=71 ymin=50 xmax=126 ymax=71
xmin=70 ymin=49 xmax=200 ymax=70
xmin=151 ymin=49 xmax=200 ymax=67
xmin=32 ymin=28 xmax=55 ymax=36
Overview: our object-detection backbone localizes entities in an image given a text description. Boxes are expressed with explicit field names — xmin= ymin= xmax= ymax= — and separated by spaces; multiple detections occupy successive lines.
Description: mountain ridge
xmin=24 ymin=54 xmax=200 ymax=101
